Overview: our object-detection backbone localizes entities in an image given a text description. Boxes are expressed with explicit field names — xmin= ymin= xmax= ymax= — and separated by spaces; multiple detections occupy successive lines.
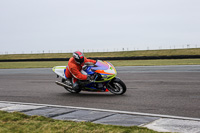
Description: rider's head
xmin=73 ymin=51 xmax=84 ymax=64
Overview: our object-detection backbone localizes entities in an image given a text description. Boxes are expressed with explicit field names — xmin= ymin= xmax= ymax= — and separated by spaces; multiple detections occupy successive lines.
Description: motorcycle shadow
xmin=58 ymin=92 xmax=125 ymax=98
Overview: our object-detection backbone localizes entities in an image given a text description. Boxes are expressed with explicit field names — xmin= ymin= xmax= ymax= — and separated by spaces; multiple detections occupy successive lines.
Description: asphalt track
xmin=0 ymin=65 xmax=200 ymax=118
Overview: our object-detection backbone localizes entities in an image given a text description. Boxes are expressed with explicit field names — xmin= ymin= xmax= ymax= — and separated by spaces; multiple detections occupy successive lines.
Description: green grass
xmin=0 ymin=48 xmax=200 ymax=69
xmin=0 ymin=61 xmax=67 ymax=69
xmin=0 ymin=48 xmax=200 ymax=60
xmin=0 ymin=59 xmax=200 ymax=69
xmin=0 ymin=111 xmax=160 ymax=133
xmin=110 ymin=59 xmax=200 ymax=66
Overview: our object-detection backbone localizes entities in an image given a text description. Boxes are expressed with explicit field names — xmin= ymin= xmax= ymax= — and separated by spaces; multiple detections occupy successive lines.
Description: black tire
xmin=107 ymin=77 xmax=126 ymax=95
xmin=64 ymin=87 xmax=81 ymax=93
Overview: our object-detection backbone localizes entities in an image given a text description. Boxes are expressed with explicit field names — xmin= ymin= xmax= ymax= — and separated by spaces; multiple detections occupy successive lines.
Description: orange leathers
xmin=65 ymin=57 xmax=96 ymax=81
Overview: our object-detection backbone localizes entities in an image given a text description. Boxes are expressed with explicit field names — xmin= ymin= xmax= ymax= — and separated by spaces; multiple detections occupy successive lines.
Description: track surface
xmin=0 ymin=65 xmax=200 ymax=118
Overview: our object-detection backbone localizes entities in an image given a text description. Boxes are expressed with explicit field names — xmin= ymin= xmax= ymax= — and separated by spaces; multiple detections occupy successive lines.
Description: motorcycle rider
xmin=65 ymin=51 xmax=96 ymax=90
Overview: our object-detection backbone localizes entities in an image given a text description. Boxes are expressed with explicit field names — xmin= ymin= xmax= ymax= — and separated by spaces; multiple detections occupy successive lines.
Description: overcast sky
xmin=0 ymin=0 xmax=200 ymax=54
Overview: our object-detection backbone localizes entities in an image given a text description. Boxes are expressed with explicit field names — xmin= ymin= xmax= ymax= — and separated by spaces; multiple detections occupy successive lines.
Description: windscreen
xmin=91 ymin=60 xmax=109 ymax=71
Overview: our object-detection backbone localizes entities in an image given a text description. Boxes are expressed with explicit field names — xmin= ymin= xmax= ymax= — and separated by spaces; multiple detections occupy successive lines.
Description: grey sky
xmin=0 ymin=0 xmax=200 ymax=54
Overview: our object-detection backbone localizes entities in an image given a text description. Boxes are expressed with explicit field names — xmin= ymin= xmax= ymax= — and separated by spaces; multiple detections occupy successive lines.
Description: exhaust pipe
xmin=55 ymin=81 xmax=72 ymax=89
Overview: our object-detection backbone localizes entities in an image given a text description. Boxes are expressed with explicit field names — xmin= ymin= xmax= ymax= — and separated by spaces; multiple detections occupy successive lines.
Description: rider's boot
xmin=65 ymin=78 xmax=72 ymax=86
xmin=72 ymin=82 xmax=79 ymax=90
xmin=71 ymin=78 xmax=80 ymax=90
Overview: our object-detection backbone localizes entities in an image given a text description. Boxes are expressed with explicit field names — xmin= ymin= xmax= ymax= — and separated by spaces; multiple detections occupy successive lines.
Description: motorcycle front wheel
xmin=107 ymin=77 xmax=126 ymax=95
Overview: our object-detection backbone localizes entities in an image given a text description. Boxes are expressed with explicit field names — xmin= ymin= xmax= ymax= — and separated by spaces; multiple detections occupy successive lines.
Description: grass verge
xmin=0 ymin=59 xmax=200 ymax=69
xmin=0 ymin=111 xmax=160 ymax=133
xmin=0 ymin=48 xmax=200 ymax=60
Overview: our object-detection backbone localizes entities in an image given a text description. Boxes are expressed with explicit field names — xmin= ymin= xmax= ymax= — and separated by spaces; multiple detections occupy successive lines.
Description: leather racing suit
xmin=65 ymin=57 xmax=96 ymax=86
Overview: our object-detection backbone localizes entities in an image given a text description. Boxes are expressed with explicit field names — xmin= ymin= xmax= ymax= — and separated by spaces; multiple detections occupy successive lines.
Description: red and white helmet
xmin=73 ymin=51 xmax=84 ymax=64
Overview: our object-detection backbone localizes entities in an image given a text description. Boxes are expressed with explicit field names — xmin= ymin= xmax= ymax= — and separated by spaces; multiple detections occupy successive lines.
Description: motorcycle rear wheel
xmin=64 ymin=87 xmax=81 ymax=93
xmin=107 ymin=78 xmax=126 ymax=95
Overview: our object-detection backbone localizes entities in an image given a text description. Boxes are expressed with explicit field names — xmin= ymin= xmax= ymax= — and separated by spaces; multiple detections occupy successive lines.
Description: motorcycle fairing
xmin=90 ymin=60 xmax=117 ymax=82
xmin=52 ymin=66 xmax=66 ymax=79
xmin=83 ymin=81 xmax=109 ymax=92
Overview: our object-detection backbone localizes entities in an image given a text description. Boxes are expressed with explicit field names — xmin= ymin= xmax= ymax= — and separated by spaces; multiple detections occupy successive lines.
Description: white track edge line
xmin=1 ymin=101 xmax=200 ymax=121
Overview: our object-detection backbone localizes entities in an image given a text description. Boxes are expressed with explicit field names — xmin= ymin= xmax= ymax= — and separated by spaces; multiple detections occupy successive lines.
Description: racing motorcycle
xmin=52 ymin=60 xmax=126 ymax=95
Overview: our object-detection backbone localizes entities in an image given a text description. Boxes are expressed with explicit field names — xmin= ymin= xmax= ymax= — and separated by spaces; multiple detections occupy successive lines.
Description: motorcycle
xmin=52 ymin=60 xmax=126 ymax=95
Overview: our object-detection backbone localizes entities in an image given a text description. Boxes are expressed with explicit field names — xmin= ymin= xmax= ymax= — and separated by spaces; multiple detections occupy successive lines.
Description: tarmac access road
xmin=0 ymin=65 xmax=200 ymax=118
